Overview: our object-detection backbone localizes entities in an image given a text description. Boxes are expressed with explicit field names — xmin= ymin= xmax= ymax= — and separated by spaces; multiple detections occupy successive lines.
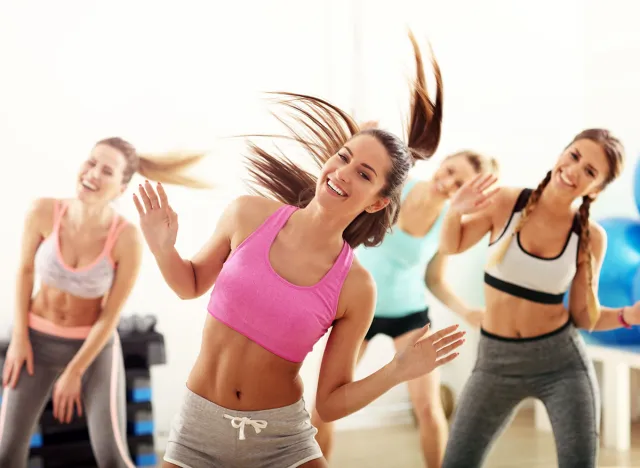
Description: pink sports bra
xmin=34 ymin=200 xmax=128 ymax=299
xmin=207 ymin=204 xmax=354 ymax=363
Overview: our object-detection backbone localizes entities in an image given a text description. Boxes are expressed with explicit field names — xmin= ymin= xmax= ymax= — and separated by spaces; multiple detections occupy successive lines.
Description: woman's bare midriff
xmin=31 ymin=283 xmax=103 ymax=327
xmin=483 ymin=285 xmax=571 ymax=338
xmin=187 ymin=314 xmax=305 ymax=411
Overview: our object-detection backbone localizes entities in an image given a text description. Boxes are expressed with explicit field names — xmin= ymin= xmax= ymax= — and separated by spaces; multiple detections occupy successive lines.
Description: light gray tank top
xmin=34 ymin=200 xmax=128 ymax=299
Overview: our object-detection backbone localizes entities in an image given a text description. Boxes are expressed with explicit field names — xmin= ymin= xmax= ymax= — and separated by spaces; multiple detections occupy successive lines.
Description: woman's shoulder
xmin=24 ymin=197 xmax=59 ymax=234
xmin=491 ymin=186 xmax=531 ymax=213
xmin=230 ymin=195 xmax=285 ymax=225
xmin=222 ymin=195 xmax=290 ymax=241
xmin=335 ymin=257 xmax=377 ymax=321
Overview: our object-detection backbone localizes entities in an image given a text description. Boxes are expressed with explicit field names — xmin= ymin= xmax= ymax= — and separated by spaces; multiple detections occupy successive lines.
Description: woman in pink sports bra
xmin=0 ymin=137 xmax=209 ymax=468
xmin=135 ymin=33 xmax=466 ymax=468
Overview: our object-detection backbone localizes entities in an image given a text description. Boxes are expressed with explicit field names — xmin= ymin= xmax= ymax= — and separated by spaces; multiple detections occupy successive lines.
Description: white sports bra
xmin=484 ymin=189 xmax=581 ymax=304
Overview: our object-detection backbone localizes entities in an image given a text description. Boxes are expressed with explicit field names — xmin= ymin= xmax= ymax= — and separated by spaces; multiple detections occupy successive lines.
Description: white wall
xmin=583 ymin=0 xmax=640 ymax=219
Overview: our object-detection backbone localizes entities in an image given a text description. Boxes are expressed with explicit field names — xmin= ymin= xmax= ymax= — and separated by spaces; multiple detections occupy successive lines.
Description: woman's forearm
xmin=66 ymin=316 xmax=119 ymax=376
xmin=427 ymin=280 xmax=470 ymax=317
xmin=316 ymin=362 xmax=401 ymax=422
xmin=13 ymin=269 xmax=34 ymax=340
xmin=154 ymin=247 xmax=197 ymax=299
xmin=439 ymin=210 xmax=464 ymax=254
xmin=587 ymin=306 xmax=628 ymax=331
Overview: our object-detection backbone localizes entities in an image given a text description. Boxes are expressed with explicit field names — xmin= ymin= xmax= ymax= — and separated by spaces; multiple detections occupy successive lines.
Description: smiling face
xmin=549 ymin=138 xmax=612 ymax=200
xmin=428 ymin=153 xmax=479 ymax=199
xmin=76 ymin=143 xmax=128 ymax=203
xmin=316 ymin=134 xmax=393 ymax=216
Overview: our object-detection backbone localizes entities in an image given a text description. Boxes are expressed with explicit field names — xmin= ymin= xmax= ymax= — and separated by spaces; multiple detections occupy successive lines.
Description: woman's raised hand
xmin=133 ymin=181 xmax=179 ymax=256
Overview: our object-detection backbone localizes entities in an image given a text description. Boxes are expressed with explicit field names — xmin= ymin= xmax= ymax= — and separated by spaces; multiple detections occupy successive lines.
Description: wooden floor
xmin=329 ymin=409 xmax=640 ymax=467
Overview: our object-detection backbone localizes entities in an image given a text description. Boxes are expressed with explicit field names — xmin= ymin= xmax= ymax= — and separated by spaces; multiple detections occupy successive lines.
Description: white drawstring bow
xmin=224 ymin=414 xmax=268 ymax=440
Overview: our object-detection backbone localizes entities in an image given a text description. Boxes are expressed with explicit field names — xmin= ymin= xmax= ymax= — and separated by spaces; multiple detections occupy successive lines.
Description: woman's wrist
xmin=386 ymin=357 xmax=406 ymax=386
xmin=11 ymin=324 xmax=29 ymax=341
xmin=618 ymin=306 xmax=632 ymax=329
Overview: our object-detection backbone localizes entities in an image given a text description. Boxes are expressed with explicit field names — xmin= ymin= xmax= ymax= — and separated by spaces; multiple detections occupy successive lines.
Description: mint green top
xmin=356 ymin=179 xmax=447 ymax=318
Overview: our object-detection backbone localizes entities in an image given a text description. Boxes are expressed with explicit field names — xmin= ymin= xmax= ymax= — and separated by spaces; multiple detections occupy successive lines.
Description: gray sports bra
xmin=34 ymin=200 xmax=127 ymax=299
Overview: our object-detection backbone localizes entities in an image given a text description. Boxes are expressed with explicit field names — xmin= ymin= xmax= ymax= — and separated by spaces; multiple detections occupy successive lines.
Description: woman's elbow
xmin=439 ymin=245 xmax=458 ymax=255
xmin=175 ymin=289 xmax=198 ymax=300
xmin=424 ymin=274 xmax=442 ymax=291
xmin=438 ymin=237 xmax=460 ymax=255
xmin=315 ymin=408 xmax=339 ymax=423
xmin=314 ymin=399 xmax=339 ymax=423
xmin=568 ymin=310 xmax=590 ymax=330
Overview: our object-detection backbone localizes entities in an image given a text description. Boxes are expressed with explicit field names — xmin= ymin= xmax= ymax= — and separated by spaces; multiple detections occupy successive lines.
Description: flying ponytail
xmin=405 ymin=30 xmax=443 ymax=163
xmin=97 ymin=137 xmax=212 ymax=189
xmin=244 ymin=30 xmax=444 ymax=248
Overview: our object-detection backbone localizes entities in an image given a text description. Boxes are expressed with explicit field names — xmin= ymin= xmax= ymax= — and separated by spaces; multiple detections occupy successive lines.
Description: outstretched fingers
xmin=425 ymin=324 xmax=460 ymax=344
xmin=473 ymin=186 xmax=501 ymax=210
xmin=435 ymin=351 xmax=461 ymax=367
xmin=465 ymin=173 xmax=484 ymax=190
xmin=137 ymin=184 xmax=153 ymax=211
xmin=157 ymin=182 xmax=170 ymax=209
xmin=435 ymin=335 xmax=466 ymax=359
xmin=432 ymin=329 xmax=466 ymax=347
xmin=476 ymin=174 xmax=498 ymax=193
xmin=144 ymin=180 xmax=161 ymax=209
xmin=133 ymin=194 xmax=145 ymax=217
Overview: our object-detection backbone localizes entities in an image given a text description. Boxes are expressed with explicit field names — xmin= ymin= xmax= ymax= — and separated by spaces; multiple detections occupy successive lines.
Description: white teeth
xmin=327 ymin=179 xmax=346 ymax=196
xmin=559 ymin=171 xmax=575 ymax=187
xmin=82 ymin=180 xmax=98 ymax=191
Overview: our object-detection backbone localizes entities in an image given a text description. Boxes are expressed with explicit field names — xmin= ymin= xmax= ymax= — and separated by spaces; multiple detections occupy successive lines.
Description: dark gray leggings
xmin=0 ymin=328 xmax=134 ymax=468
xmin=442 ymin=321 xmax=600 ymax=468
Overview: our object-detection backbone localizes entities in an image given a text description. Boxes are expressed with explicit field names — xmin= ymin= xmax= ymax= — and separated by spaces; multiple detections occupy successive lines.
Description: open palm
xmin=392 ymin=324 xmax=466 ymax=383
xmin=450 ymin=173 xmax=500 ymax=215
xmin=133 ymin=181 xmax=178 ymax=256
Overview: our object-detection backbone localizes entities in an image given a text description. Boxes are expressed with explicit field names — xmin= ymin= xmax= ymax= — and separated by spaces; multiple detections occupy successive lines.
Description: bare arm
xmin=314 ymin=267 xmax=399 ymax=422
xmin=439 ymin=207 xmax=495 ymax=255
xmin=315 ymin=266 xmax=464 ymax=422
xmin=438 ymin=174 xmax=502 ymax=254
xmin=148 ymin=195 xmax=257 ymax=300
xmin=568 ymin=223 xmax=627 ymax=330
xmin=425 ymin=251 xmax=471 ymax=318
xmin=66 ymin=225 xmax=143 ymax=376
xmin=13 ymin=198 xmax=51 ymax=339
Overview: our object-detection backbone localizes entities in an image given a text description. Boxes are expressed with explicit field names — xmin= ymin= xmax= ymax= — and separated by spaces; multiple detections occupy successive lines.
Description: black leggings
xmin=442 ymin=321 xmax=600 ymax=468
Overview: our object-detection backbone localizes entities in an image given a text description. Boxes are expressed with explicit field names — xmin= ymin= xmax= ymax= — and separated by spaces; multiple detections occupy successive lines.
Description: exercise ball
xmin=440 ymin=384 xmax=455 ymax=420
xmin=597 ymin=218 xmax=640 ymax=286
xmin=410 ymin=384 xmax=456 ymax=425
xmin=565 ymin=281 xmax=632 ymax=309
xmin=632 ymin=266 xmax=640 ymax=303
xmin=634 ymin=155 xmax=640 ymax=214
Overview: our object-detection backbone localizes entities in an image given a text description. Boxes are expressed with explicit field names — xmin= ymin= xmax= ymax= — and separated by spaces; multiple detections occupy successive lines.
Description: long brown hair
xmin=245 ymin=31 xmax=444 ymax=248
xmin=96 ymin=137 xmax=212 ymax=189
xmin=487 ymin=129 xmax=624 ymax=329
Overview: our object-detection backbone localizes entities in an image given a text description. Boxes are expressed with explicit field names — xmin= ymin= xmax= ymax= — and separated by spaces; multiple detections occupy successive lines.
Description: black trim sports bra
xmin=484 ymin=189 xmax=582 ymax=304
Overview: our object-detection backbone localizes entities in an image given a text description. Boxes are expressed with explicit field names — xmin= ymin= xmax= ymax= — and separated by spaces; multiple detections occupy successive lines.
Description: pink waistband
xmin=28 ymin=313 xmax=93 ymax=339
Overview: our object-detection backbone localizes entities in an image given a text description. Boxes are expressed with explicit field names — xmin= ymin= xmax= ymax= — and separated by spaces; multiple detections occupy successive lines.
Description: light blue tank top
xmin=356 ymin=179 xmax=447 ymax=318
